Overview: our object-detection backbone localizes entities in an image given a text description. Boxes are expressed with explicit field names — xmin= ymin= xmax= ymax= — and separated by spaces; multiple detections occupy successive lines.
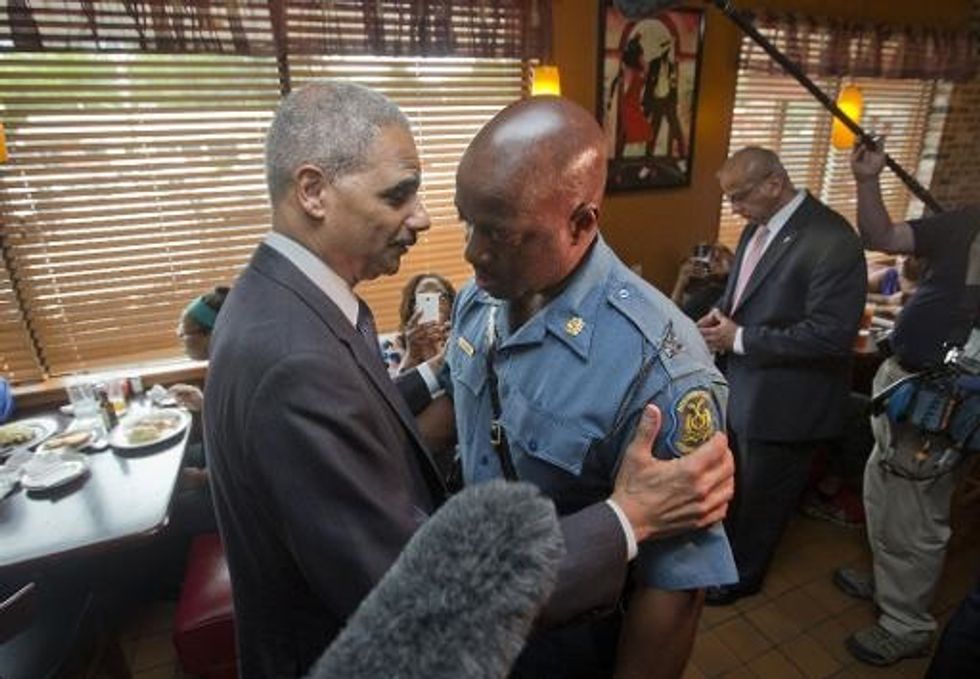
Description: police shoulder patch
xmin=666 ymin=388 xmax=719 ymax=456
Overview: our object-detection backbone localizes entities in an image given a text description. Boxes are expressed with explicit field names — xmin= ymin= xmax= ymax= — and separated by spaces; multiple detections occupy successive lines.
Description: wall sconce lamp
xmin=831 ymin=84 xmax=864 ymax=150
xmin=531 ymin=64 xmax=561 ymax=96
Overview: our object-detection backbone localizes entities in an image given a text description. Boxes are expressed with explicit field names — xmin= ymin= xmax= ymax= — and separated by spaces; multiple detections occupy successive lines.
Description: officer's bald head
xmin=455 ymin=97 xmax=608 ymax=303
xmin=458 ymin=96 xmax=607 ymax=219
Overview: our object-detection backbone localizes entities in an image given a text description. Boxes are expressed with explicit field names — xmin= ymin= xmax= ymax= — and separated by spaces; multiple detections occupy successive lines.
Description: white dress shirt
xmin=263 ymin=231 xmax=443 ymax=393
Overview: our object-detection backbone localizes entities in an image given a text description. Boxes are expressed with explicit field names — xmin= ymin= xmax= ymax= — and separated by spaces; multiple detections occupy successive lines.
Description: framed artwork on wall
xmin=597 ymin=2 xmax=705 ymax=192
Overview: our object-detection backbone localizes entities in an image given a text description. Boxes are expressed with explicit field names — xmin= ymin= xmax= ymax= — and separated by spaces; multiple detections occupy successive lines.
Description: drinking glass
xmin=107 ymin=378 xmax=128 ymax=417
xmin=66 ymin=379 xmax=99 ymax=420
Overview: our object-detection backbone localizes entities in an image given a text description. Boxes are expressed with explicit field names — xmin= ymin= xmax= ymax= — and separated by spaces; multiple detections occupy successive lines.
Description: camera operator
xmin=832 ymin=138 xmax=980 ymax=667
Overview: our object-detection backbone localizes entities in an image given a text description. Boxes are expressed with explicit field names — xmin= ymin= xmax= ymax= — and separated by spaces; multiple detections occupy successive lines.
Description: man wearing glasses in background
xmin=698 ymin=146 xmax=866 ymax=604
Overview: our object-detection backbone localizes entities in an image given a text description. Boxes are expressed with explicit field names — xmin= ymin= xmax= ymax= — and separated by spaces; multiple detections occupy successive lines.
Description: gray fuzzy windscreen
xmin=307 ymin=480 xmax=565 ymax=679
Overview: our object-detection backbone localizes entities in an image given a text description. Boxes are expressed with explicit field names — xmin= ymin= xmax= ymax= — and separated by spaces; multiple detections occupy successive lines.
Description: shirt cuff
xmin=417 ymin=361 xmax=445 ymax=400
xmin=733 ymin=327 xmax=745 ymax=355
xmin=605 ymin=498 xmax=638 ymax=561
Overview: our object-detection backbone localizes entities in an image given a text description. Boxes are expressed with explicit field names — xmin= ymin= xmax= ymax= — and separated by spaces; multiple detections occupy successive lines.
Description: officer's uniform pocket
xmin=447 ymin=342 xmax=487 ymax=397
xmin=500 ymin=389 xmax=594 ymax=476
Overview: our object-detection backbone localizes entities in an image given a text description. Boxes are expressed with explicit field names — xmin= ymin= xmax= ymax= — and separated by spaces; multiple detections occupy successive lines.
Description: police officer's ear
xmin=294 ymin=163 xmax=328 ymax=220
xmin=569 ymin=203 xmax=599 ymax=243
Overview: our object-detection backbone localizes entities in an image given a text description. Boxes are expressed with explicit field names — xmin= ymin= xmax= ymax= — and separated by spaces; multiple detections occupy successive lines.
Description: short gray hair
xmin=264 ymin=80 xmax=410 ymax=203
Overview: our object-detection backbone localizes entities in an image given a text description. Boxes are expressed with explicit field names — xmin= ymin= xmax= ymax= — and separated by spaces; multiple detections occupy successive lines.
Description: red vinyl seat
xmin=173 ymin=533 xmax=237 ymax=679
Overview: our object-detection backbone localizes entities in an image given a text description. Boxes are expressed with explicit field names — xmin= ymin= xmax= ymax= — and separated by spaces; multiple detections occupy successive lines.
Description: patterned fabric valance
xmin=2 ymin=0 xmax=552 ymax=60
xmin=741 ymin=11 xmax=978 ymax=83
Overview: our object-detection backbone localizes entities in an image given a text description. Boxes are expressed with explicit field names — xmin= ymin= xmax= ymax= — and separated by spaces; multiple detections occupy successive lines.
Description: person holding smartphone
xmin=670 ymin=243 xmax=734 ymax=321
xmin=395 ymin=273 xmax=455 ymax=372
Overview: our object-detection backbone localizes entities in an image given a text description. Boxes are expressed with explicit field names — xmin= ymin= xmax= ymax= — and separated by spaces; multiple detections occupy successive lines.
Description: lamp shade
xmin=831 ymin=84 xmax=863 ymax=151
xmin=531 ymin=65 xmax=561 ymax=96
xmin=0 ymin=122 xmax=7 ymax=163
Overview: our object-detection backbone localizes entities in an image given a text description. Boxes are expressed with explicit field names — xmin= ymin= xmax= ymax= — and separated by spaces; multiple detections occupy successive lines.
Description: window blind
xmin=0 ymin=258 xmax=41 ymax=383
xmin=0 ymin=52 xmax=524 ymax=383
xmin=719 ymin=34 xmax=950 ymax=250
xmin=0 ymin=51 xmax=281 ymax=378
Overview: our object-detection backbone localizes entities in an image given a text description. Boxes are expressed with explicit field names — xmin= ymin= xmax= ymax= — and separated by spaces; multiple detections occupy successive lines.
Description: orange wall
xmin=552 ymin=0 xmax=973 ymax=291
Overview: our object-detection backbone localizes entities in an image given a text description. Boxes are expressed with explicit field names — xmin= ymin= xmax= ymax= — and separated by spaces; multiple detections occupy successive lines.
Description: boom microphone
xmin=307 ymin=481 xmax=565 ymax=679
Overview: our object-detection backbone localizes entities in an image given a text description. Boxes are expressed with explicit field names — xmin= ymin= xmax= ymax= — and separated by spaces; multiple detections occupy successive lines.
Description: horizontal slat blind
xmin=0 ymin=51 xmax=279 ymax=377
xmin=0 ymin=52 xmax=524 ymax=384
xmin=719 ymin=31 xmax=949 ymax=250
xmin=0 ymin=0 xmax=276 ymax=54
xmin=0 ymin=260 xmax=42 ymax=383
xmin=819 ymin=79 xmax=938 ymax=226
xmin=289 ymin=56 xmax=525 ymax=329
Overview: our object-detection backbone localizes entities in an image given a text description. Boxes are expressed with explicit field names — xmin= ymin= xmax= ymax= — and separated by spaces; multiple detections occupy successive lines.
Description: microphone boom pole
xmin=709 ymin=0 xmax=945 ymax=213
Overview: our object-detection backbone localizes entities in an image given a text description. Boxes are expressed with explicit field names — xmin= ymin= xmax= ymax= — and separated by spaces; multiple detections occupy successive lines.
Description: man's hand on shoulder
xmin=612 ymin=405 xmax=735 ymax=544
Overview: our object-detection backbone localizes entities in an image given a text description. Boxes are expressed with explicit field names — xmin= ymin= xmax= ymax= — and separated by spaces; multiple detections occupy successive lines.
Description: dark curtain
xmin=1 ymin=0 xmax=552 ymax=60
xmin=740 ymin=11 xmax=977 ymax=83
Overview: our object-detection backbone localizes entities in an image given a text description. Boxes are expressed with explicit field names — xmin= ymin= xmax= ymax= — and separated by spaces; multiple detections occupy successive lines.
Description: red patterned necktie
xmin=731 ymin=225 xmax=770 ymax=310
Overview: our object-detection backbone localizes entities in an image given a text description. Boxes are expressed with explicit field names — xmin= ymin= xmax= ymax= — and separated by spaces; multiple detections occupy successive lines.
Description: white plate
xmin=109 ymin=409 xmax=191 ymax=450
xmin=35 ymin=426 xmax=97 ymax=454
xmin=20 ymin=451 xmax=89 ymax=491
xmin=0 ymin=417 xmax=59 ymax=459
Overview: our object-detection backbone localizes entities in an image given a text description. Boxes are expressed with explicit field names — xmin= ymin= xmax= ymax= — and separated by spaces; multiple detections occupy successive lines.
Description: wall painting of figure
xmin=597 ymin=2 xmax=705 ymax=192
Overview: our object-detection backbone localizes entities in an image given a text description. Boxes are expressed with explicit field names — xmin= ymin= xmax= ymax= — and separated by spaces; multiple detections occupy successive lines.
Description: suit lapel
xmin=732 ymin=195 xmax=812 ymax=314
xmin=251 ymin=245 xmax=446 ymax=497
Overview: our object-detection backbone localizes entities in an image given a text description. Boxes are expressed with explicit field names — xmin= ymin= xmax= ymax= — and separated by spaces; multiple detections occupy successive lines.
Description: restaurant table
xmin=0 ymin=420 xmax=188 ymax=574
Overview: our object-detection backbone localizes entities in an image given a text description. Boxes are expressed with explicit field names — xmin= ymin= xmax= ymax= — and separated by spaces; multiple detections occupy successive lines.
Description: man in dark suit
xmin=204 ymin=80 xmax=736 ymax=678
xmin=698 ymin=146 xmax=866 ymax=605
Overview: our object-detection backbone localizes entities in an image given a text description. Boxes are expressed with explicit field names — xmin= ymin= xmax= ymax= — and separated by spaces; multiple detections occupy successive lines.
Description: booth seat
xmin=173 ymin=532 xmax=237 ymax=679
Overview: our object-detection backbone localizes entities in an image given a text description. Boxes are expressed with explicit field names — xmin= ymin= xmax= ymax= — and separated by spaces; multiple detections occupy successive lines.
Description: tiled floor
xmin=116 ymin=494 xmax=980 ymax=679
xmin=686 ymin=494 xmax=980 ymax=679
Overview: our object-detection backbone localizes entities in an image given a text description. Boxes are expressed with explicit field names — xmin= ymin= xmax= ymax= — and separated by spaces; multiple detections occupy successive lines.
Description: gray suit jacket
xmin=205 ymin=244 xmax=627 ymax=678
xmin=719 ymin=194 xmax=866 ymax=441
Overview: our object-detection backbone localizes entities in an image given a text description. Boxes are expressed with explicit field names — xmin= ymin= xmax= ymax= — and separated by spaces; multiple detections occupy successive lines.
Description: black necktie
xmin=355 ymin=297 xmax=384 ymax=364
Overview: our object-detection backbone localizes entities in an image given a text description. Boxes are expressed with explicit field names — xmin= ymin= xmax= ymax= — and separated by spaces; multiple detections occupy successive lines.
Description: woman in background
xmin=168 ymin=285 xmax=229 ymax=533
xmin=170 ymin=285 xmax=230 ymax=412
xmin=670 ymin=244 xmax=734 ymax=321
xmin=381 ymin=273 xmax=454 ymax=375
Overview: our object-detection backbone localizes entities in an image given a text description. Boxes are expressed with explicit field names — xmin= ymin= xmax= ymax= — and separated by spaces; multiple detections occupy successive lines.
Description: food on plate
xmin=43 ymin=429 xmax=92 ymax=450
xmin=124 ymin=412 xmax=182 ymax=445
xmin=0 ymin=423 xmax=34 ymax=447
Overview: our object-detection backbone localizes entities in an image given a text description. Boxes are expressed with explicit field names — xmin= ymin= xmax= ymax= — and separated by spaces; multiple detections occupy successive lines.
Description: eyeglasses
xmin=725 ymin=171 xmax=774 ymax=204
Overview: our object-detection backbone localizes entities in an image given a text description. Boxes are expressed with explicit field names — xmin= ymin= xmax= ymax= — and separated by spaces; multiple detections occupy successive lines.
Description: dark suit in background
xmin=719 ymin=193 xmax=866 ymax=591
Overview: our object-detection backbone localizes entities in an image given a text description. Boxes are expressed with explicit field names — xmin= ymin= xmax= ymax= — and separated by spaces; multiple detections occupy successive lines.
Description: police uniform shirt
xmin=445 ymin=237 xmax=737 ymax=590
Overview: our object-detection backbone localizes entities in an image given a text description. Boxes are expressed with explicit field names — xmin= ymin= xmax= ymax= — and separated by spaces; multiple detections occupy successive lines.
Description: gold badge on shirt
xmin=565 ymin=316 xmax=585 ymax=336
xmin=457 ymin=336 xmax=475 ymax=357
xmin=672 ymin=389 xmax=717 ymax=455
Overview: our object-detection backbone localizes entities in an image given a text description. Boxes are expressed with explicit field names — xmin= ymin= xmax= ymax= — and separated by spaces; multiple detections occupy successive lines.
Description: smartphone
xmin=416 ymin=292 xmax=441 ymax=323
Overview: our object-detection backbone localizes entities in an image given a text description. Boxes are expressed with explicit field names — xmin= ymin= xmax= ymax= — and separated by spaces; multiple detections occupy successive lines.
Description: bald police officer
xmin=445 ymin=97 xmax=736 ymax=678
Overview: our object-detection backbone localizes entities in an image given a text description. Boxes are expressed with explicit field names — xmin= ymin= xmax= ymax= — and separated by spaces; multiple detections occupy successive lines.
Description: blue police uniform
xmin=445 ymin=237 xmax=736 ymax=589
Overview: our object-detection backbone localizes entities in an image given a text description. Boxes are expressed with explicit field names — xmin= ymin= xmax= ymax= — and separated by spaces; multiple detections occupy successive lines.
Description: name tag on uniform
xmin=457 ymin=336 xmax=475 ymax=357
